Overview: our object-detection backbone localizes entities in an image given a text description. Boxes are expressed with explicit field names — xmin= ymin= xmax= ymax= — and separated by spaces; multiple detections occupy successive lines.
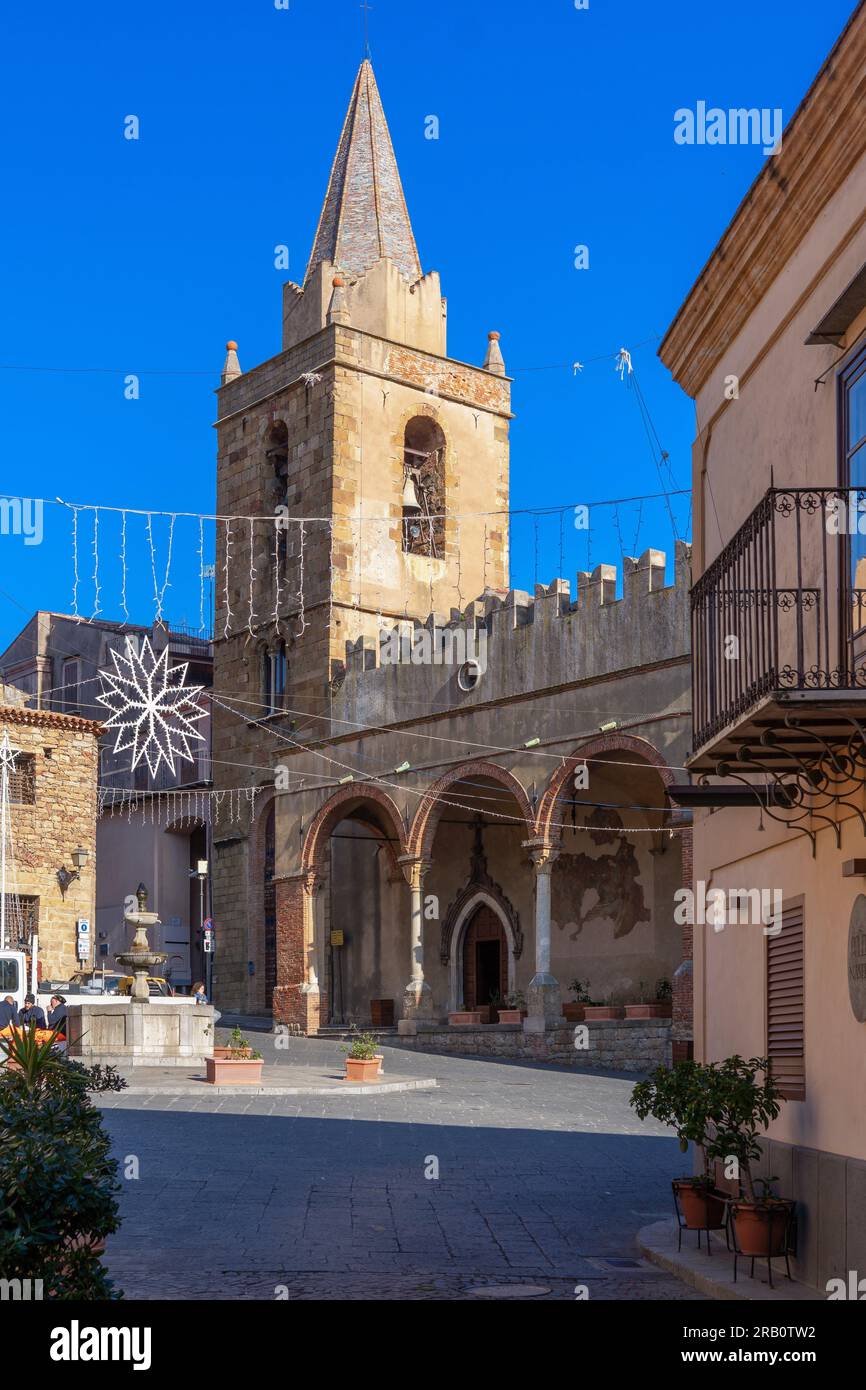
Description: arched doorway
xmin=462 ymin=904 xmax=508 ymax=1010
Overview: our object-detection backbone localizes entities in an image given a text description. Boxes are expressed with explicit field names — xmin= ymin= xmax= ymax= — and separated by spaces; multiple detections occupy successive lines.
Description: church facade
xmin=211 ymin=60 xmax=693 ymax=1058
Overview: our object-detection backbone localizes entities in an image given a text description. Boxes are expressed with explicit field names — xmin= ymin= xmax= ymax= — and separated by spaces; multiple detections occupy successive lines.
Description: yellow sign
xmin=330 ymin=930 xmax=344 ymax=947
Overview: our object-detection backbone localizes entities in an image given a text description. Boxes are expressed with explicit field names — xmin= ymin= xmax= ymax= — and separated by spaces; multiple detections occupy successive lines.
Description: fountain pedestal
xmin=65 ymin=883 xmax=215 ymax=1067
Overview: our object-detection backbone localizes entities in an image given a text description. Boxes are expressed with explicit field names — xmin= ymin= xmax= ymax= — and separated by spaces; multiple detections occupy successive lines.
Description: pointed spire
xmin=221 ymin=340 xmax=241 ymax=385
xmin=305 ymin=59 xmax=422 ymax=286
xmin=484 ymin=331 xmax=506 ymax=376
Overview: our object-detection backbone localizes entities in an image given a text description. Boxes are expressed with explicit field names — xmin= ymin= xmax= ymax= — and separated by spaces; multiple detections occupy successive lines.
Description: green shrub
xmin=0 ymin=1027 xmax=126 ymax=1298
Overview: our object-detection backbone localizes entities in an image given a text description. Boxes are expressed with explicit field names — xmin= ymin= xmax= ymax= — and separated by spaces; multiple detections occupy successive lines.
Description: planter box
xmin=449 ymin=1011 xmax=482 ymax=1026
xmin=563 ymin=1003 xmax=586 ymax=1022
xmin=370 ymin=999 xmax=395 ymax=1027
xmin=583 ymin=1005 xmax=625 ymax=1020
xmin=496 ymin=1009 xmax=524 ymax=1024
xmin=205 ymin=1056 xmax=264 ymax=1085
xmin=673 ymin=1180 xmax=728 ymax=1231
xmin=624 ymin=1003 xmax=672 ymax=1019
xmin=345 ymin=1057 xmax=381 ymax=1083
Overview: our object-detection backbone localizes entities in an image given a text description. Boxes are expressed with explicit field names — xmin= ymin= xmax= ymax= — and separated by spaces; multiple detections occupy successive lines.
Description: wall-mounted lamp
xmin=56 ymin=845 xmax=90 ymax=898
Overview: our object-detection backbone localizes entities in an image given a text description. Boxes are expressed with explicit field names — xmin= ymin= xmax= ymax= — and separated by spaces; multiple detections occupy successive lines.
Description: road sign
xmin=203 ymin=938 xmax=213 ymax=954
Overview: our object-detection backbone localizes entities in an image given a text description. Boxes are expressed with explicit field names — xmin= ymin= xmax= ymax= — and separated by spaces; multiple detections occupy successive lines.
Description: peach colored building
xmin=660 ymin=3 xmax=866 ymax=1289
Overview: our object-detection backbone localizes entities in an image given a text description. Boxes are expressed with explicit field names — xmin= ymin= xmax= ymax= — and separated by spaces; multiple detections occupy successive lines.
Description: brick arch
xmin=301 ymin=784 xmax=407 ymax=875
xmin=407 ymin=760 xmax=534 ymax=862
xmin=534 ymin=732 xmax=674 ymax=843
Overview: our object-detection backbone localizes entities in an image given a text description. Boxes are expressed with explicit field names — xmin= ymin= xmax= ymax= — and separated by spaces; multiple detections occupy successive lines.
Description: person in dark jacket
xmin=18 ymin=994 xmax=46 ymax=1028
xmin=48 ymin=995 xmax=68 ymax=1032
xmin=0 ymin=995 xmax=19 ymax=1028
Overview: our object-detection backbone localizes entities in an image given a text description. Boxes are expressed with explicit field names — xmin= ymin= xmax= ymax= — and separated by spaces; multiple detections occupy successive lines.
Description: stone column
xmin=272 ymin=868 xmax=324 ymax=1035
xmin=523 ymin=839 xmax=564 ymax=1032
xmin=398 ymin=856 xmax=434 ymax=1025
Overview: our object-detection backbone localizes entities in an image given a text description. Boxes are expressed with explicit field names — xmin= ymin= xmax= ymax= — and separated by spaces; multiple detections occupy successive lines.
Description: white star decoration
xmin=97 ymin=637 xmax=206 ymax=778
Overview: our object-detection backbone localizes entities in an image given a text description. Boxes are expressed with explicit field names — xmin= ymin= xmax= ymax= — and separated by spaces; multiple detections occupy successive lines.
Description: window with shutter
xmin=767 ymin=897 xmax=805 ymax=1101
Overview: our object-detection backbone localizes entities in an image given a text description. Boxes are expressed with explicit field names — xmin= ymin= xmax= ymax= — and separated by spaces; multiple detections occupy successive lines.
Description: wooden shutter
xmin=767 ymin=897 xmax=805 ymax=1100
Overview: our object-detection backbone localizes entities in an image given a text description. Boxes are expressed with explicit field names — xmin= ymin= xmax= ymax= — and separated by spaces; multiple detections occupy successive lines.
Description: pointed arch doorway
xmin=462 ymin=904 xmax=508 ymax=1010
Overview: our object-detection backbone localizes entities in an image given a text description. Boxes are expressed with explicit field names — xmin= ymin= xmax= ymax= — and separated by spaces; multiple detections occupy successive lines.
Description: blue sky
xmin=0 ymin=0 xmax=857 ymax=651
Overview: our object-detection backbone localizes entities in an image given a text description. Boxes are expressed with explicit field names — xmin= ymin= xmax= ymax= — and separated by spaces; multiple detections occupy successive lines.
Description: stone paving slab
xmin=637 ymin=1220 xmax=824 ymax=1301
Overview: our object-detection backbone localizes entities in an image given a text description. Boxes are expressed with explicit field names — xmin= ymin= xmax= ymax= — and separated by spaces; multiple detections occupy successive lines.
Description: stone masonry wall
xmin=397 ymin=1018 xmax=671 ymax=1072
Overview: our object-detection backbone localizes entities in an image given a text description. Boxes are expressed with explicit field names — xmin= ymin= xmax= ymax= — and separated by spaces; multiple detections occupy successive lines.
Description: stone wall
xmin=0 ymin=701 xmax=100 ymax=980
xmin=397 ymin=1017 xmax=671 ymax=1072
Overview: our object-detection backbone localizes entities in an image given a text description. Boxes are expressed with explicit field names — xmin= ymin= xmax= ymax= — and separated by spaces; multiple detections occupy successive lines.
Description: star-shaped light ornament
xmin=97 ymin=637 xmax=206 ymax=778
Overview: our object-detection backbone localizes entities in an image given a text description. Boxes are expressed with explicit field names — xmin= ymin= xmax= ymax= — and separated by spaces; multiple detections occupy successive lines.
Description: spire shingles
xmin=304 ymin=60 xmax=422 ymax=285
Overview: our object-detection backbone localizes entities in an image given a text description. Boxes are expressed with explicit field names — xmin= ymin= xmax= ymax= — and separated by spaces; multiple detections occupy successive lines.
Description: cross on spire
xmin=360 ymin=0 xmax=373 ymax=57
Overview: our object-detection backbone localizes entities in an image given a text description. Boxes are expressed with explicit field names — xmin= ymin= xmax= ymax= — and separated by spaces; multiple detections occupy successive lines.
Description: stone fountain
xmin=115 ymin=883 xmax=168 ymax=1002
xmin=65 ymin=881 xmax=215 ymax=1067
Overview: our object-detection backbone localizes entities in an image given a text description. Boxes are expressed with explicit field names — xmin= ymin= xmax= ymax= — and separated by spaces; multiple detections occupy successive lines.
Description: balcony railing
xmin=692 ymin=486 xmax=866 ymax=752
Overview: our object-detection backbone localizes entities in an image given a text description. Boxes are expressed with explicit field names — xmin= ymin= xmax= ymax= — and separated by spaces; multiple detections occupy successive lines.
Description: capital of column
xmin=397 ymin=855 xmax=431 ymax=891
xmin=522 ymin=838 xmax=560 ymax=874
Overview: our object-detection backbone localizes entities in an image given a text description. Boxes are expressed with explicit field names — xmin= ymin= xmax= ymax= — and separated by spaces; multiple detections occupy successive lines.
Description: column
xmin=523 ymin=839 xmax=564 ymax=1032
xmin=272 ymin=868 xmax=323 ymax=1035
xmin=398 ymin=856 xmax=434 ymax=1026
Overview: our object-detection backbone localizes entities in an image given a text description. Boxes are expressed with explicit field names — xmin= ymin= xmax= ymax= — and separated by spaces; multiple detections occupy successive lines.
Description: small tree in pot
xmin=631 ymin=1059 xmax=728 ymax=1234
xmin=704 ymin=1055 xmax=790 ymax=1261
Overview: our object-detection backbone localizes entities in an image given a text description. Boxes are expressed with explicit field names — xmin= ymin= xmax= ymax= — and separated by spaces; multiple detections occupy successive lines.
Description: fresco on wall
xmin=552 ymin=808 xmax=649 ymax=941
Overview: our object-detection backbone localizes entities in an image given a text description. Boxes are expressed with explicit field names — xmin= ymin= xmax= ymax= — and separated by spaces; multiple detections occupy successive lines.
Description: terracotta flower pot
xmin=563 ymin=1003 xmax=586 ymax=1022
xmin=496 ymin=1009 xmax=523 ymax=1024
xmin=583 ymin=1005 xmax=624 ymax=1020
xmin=673 ymin=1179 xmax=728 ymax=1230
xmin=731 ymin=1200 xmax=793 ymax=1257
xmin=345 ymin=1057 xmax=382 ymax=1083
xmin=625 ymin=1003 xmax=673 ymax=1019
xmin=448 ymin=1011 xmax=482 ymax=1026
xmin=205 ymin=1056 xmax=264 ymax=1085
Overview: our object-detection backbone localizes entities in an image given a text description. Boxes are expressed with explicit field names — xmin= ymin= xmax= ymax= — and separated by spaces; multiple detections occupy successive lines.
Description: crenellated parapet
xmin=333 ymin=541 xmax=691 ymax=721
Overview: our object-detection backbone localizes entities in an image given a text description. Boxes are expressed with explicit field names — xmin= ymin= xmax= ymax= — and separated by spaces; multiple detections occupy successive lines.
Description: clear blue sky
xmin=0 ymin=0 xmax=857 ymax=650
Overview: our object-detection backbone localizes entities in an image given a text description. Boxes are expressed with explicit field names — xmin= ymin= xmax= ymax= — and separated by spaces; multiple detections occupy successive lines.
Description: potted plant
xmin=563 ymin=979 xmax=591 ymax=1023
xmin=584 ymin=993 xmax=625 ymax=1021
xmin=213 ymin=1025 xmax=253 ymax=1059
xmin=343 ymin=1030 xmax=383 ymax=1082
xmin=448 ymin=1005 xmax=483 ymax=1026
xmin=631 ymin=1059 xmax=729 ymax=1239
xmin=625 ymin=978 xmax=674 ymax=1019
xmin=705 ymin=1055 xmax=792 ymax=1267
xmin=497 ymin=990 xmax=527 ymax=1024
xmin=205 ymin=1030 xmax=264 ymax=1084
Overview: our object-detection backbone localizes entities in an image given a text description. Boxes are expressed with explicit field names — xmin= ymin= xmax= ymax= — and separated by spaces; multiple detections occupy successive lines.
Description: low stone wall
xmin=396 ymin=1017 xmax=671 ymax=1071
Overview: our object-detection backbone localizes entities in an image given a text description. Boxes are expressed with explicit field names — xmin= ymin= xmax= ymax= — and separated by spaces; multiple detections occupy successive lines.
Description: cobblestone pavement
xmin=99 ymin=1035 xmax=704 ymax=1301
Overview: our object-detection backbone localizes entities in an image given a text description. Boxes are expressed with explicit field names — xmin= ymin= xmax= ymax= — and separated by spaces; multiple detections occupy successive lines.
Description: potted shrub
xmin=563 ymin=979 xmax=591 ymax=1023
xmin=0 ymin=1025 xmax=126 ymax=1297
xmin=213 ymin=1024 xmax=253 ymax=1059
xmin=448 ymin=1007 xmax=482 ymax=1026
xmin=205 ymin=1030 xmax=264 ymax=1084
xmin=625 ymin=978 xmax=674 ymax=1019
xmin=584 ymin=993 xmax=624 ymax=1020
xmin=343 ymin=1031 xmax=383 ymax=1082
xmin=497 ymin=990 xmax=527 ymax=1024
xmin=631 ymin=1058 xmax=729 ymax=1239
xmin=705 ymin=1055 xmax=792 ymax=1269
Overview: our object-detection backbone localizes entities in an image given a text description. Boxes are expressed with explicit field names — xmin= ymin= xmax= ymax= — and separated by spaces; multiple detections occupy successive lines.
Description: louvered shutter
xmin=767 ymin=898 xmax=805 ymax=1101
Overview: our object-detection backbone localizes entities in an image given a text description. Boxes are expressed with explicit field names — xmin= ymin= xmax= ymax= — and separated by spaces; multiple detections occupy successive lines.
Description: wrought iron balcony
xmin=691 ymin=485 xmax=866 ymax=768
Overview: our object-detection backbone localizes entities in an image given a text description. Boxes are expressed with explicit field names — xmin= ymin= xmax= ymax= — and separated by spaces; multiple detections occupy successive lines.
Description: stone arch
xmin=443 ymin=888 xmax=521 ymax=1011
xmin=301 ymin=784 xmax=407 ymax=876
xmin=407 ymin=760 xmax=534 ymax=863
xmin=534 ymin=732 xmax=674 ymax=844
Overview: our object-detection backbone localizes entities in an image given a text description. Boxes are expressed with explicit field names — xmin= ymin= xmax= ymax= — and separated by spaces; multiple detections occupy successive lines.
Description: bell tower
xmin=214 ymin=57 xmax=511 ymax=736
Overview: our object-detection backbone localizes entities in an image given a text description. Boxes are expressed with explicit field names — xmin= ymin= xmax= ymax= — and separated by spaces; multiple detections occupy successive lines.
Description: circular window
xmin=457 ymin=659 xmax=481 ymax=692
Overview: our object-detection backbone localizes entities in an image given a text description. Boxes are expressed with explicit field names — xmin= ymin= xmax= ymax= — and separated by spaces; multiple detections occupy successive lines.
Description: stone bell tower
xmin=215 ymin=57 xmax=512 ymax=716
xmin=212 ymin=61 xmax=513 ymax=1005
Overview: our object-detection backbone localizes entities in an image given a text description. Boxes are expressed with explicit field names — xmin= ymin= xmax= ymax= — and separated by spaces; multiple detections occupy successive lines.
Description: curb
xmin=102 ymin=1077 xmax=439 ymax=1099
xmin=636 ymin=1220 xmax=823 ymax=1302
